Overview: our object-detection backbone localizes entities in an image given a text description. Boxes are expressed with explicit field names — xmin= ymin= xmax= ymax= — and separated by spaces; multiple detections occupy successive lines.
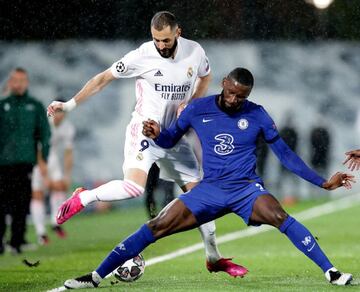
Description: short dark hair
xmin=151 ymin=11 xmax=178 ymax=31
xmin=13 ymin=67 xmax=28 ymax=74
xmin=228 ymin=67 xmax=254 ymax=87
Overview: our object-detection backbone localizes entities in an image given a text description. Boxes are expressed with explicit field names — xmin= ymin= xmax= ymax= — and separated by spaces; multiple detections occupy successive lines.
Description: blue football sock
xmin=279 ymin=216 xmax=332 ymax=273
xmin=96 ymin=224 xmax=156 ymax=278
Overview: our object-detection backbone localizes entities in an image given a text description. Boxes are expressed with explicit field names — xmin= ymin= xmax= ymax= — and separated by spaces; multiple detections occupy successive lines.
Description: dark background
xmin=1 ymin=0 xmax=359 ymax=40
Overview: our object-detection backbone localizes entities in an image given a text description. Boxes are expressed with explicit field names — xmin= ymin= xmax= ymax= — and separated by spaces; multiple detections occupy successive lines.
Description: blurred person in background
xmin=0 ymin=67 xmax=50 ymax=254
xmin=256 ymin=136 xmax=268 ymax=178
xmin=310 ymin=124 xmax=331 ymax=177
xmin=31 ymin=98 xmax=75 ymax=245
xmin=144 ymin=163 xmax=175 ymax=219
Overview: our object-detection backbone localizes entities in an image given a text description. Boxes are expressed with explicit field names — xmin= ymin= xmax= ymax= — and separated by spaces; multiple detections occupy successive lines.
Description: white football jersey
xmin=49 ymin=119 xmax=75 ymax=161
xmin=110 ymin=36 xmax=211 ymax=129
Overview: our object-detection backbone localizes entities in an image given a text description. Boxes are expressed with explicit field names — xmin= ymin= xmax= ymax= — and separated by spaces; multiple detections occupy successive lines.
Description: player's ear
xmin=221 ymin=78 xmax=227 ymax=88
xmin=175 ymin=27 xmax=181 ymax=38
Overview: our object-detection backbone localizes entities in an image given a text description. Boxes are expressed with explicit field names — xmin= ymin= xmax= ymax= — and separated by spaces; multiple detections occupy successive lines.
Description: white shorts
xmin=31 ymin=154 xmax=63 ymax=191
xmin=123 ymin=116 xmax=201 ymax=187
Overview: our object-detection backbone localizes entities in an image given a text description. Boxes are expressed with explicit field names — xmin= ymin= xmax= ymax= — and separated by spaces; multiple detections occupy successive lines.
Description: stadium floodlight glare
xmin=305 ymin=0 xmax=334 ymax=9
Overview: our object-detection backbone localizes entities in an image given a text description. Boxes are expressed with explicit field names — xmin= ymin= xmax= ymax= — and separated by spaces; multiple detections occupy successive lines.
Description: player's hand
xmin=322 ymin=172 xmax=356 ymax=190
xmin=343 ymin=149 xmax=360 ymax=171
xmin=176 ymin=103 xmax=187 ymax=118
xmin=142 ymin=119 xmax=160 ymax=139
xmin=47 ymin=101 xmax=64 ymax=117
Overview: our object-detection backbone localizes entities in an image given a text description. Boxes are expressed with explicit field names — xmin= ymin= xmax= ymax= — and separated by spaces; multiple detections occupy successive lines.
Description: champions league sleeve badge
xmin=116 ymin=61 xmax=127 ymax=73
xmin=238 ymin=119 xmax=249 ymax=130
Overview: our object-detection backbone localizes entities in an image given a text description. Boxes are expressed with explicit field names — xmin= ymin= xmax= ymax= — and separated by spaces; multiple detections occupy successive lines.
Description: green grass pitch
xmin=0 ymin=199 xmax=359 ymax=291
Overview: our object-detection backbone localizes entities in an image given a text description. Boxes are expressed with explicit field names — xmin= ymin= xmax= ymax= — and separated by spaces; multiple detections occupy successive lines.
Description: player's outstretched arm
xmin=322 ymin=172 xmax=356 ymax=190
xmin=47 ymin=69 xmax=116 ymax=116
xmin=270 ymin=138 xmax=356 ymax=190
xmin=343 ymin=149 xmax=360 ymax=171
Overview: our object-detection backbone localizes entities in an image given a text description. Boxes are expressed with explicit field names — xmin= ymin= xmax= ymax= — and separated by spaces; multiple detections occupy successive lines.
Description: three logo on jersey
xmin=209 ymin=118 xmax=249 ymax=155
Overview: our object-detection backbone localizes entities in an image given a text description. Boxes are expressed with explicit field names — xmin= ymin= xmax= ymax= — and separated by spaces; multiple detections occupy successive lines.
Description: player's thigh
xmin=123 ymin=118 xmax=161 ymax=187
xmin=177 ymin=183 xmax=227 ymax=228
xmin=250 ymin=194 xmax=288 ymax=228
xmin=147 ymin=198 xmax=198 ymax=239
xmin=159 ymin=143 xmax=201 ymax=188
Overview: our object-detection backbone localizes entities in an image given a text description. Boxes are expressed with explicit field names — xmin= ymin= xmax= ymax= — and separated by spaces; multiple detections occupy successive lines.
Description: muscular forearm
xmin=191 ymin=73 xmax=212 ymax=99
xmin=270 ymin=137 xmax=326 ymax=187
xmin=72 ymin=69 xmax=115 ymax=105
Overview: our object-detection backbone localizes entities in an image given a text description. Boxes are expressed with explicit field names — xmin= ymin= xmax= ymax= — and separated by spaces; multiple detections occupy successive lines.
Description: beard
xmin=217 ymin=91 xmax=243 ymax=114
xmin=155 ymin=38 xmax=178 ymax=58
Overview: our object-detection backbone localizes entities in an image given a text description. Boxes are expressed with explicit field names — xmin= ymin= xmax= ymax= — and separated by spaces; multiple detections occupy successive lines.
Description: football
xmin=113 ymin=254 xmax=145 ymax=282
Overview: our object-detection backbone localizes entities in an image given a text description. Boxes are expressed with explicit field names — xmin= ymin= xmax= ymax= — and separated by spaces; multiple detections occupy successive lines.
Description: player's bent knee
xmin=146 ymin=217 xmax=169 ymax=238
xmin=273 ymin=211 xmax=288 ymax=228
xmin=123 ymin=180 xmax=145 ymax=197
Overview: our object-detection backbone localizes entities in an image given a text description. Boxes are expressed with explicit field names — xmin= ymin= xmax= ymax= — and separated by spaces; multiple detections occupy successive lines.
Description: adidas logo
xmin=154 ymin=70 xmax=163 ymax=77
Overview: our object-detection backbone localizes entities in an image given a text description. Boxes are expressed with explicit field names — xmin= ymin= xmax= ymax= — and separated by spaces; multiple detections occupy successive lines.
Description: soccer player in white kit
xmin=47 ymin=11 xmax=247 ymax=277
xmin=31 ymin=101 xmax=75 ymax=244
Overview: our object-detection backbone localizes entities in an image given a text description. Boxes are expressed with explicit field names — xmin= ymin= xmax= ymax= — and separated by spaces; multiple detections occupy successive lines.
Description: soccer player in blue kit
xmin=64 ymin=68 xmax=355 ymax=288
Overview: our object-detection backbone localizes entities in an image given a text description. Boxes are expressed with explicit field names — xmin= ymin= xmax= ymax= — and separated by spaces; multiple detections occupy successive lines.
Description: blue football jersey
xmin=177 ymin=95 xmax=279 ymax=188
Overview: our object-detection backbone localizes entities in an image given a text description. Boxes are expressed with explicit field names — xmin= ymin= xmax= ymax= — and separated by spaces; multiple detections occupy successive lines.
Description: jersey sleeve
xmin=154 ymin=103 xmax=194 ymax=148
xmin=258 ymin=106 xmax=280 ymax=143
xmin=110 ymin=49 xmax=144 ymax=79
xmin=197 ymin=46 xmax=211 ymax=77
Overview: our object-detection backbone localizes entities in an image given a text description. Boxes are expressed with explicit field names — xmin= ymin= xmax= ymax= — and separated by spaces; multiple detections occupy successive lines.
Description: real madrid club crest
xmin=187 ymin=67 xmax=193 ymax=78
xmin=238 ymin=118 xmax=249 ymax=130
xmin=136 ymin=153 xmax=144 ymax=161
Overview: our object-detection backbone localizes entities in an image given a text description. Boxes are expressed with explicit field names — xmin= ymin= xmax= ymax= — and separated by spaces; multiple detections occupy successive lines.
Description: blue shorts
xmin=178 ymin=181 xmax=270 ymax=226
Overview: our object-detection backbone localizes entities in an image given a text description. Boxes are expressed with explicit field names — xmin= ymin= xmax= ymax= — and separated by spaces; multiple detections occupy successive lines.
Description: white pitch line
xmin=146 ymin=192 xmax=360 ymax=266
xmin=47 ymin=192 xmax=360 ymax=292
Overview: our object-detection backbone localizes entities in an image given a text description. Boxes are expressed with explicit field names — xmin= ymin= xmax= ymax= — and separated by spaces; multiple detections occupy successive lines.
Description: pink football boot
xmin=207 ymin=258 xmax=248 ymax=278
xmin=56 ymin=188 xmax=86 ymax=224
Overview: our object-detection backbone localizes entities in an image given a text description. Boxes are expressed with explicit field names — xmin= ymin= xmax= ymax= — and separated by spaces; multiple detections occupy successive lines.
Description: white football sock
xmin=79 ymin=180 xmax=144 ymax=206
xmin=198 ymin=220 xmax=222 ymax=263
xmin=50 ymin=191 xmax=67 ymax=226
xmin=30 ymin=199 xmax=46 ymax=236
xmin=91 ymin=271 xmax=102 ymax=284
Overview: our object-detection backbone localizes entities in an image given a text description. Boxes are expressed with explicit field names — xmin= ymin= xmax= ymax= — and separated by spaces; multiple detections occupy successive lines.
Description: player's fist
xmin=343 ymin=149 xmax=360 ymax=171
xmin=322 ymin=172 xmax=356 ymax=190
xmin=142 ymin=119 xmax=160 ymax=139
xmin=47 ymin=101 xmax=64 ymax=116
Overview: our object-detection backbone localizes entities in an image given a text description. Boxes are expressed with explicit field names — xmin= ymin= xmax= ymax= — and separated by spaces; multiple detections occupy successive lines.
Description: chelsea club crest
xmin=237 ymin=119 xmax=249 ymax=130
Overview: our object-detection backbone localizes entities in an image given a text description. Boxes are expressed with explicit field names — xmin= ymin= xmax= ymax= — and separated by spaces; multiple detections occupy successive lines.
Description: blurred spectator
xmin=144 ymin=163 xmax=175 ymax=219
xmin=256 ymin=135 xmax=269 ymax=178
xmin=277 ymin=116 xmax=299 ymax=197
xmin=31 ymin=98 xmax=75 ymax=245
xmin=310 ymin=125 xmax=331 ymax=177
xmin=0 ymin=68 xmax=51 ymax=254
